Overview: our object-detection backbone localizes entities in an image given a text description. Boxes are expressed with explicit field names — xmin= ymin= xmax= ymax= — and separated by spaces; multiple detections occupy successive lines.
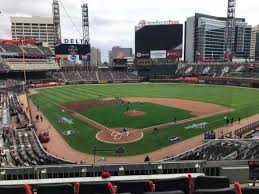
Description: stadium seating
xmin=77 ymin=182 xmax=115 ymax=194
xmin=145 ymin=191 xmax=185 ymax=194
xmin=176 ymin=63 xmax=259 ymax=80
xmin=52 ymin=71 xmax=66 ymax=81
xmin=0 ymin=177 xmax=258 ymax=194
xmin=37 ymin=46 xmax=54 ymax=56
xmin=112 ymin=71 xmax=129 ymax=81
xmin=4 ymin=59 xmax=60 ymax=71
xmin=52 ymin=69 xmax=139 ymax=83
xmin=79 ymin=70 xmax=98 ymax=82
xmin=0 ymin=91 xmax=72 ymax=167
xmin=168 ymin=140 xmax=259 ymax=161
xmin=21 ymin=45 xmax=45 ymax=56
xmin=63 ymin=70 xmax=82 ymax=82
xmin=193 ymin=188 xmax=235 ymax=194
xmin=154 ymin=177 xmax=189 ymax=194
xmin=241 ymin=187 xmax=259 ymax=194
xmin=116 ymin=180 xmax=153 ymax=194
xmin=0 ymin=184 xmax=32 ymax=194
xmin=37 ymin=183 xmax=74 ymax=194
xmin=194 ymin=176 xmax=230 ymax=190
xmin=0 ymin=44 xmax=22 ymax=54
xmin=98 ymin=71 xmax=113 ymax=81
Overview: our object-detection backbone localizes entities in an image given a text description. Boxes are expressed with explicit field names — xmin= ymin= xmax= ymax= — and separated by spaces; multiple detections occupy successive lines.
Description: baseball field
xmin=31 ymin=83 xmax=259 ymax=156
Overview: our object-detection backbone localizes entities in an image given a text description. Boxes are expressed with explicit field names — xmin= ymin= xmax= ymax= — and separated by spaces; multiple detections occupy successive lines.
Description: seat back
xmin=78 ymin=182 xmax=115 ymax=194
xmin=241 ymin=187 xmax=259 ymax=194
xmin=154 ymin=177 xmax=189 ymax=194
xmin=117 ymin=180 xmax=153 ymax=194
xmin=0 ymin=184 xmax=31 ymax=194
xmin=194 ymin=176 xmax=230 ymax=190
xmin=144 ymin=191 xmax=185 ymax=194
xmin=193 ymin=188 xmax=235 ymax=194
xmin=37 ymin=183 xmax=74 ymax=194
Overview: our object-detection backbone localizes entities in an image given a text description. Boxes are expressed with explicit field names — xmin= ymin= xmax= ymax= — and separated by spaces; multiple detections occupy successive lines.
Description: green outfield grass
xmin=31 ymin=84 xmax=259 ymax=156
xmin=80 ymin=102 xmax=192 ymax=129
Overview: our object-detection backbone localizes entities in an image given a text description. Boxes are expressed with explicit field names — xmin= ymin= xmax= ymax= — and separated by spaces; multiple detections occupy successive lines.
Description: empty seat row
xmin=0 ymin=176 xmax=258 ymax=194
xmin=0 ymin=182 xmax=258 ymax=194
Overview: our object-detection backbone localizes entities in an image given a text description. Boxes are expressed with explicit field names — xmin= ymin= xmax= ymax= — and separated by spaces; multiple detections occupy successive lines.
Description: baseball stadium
xmin=29 ymin=83 xmax=257 ymax=160
xmin=1 ymin=0 xmax=259 ymax=193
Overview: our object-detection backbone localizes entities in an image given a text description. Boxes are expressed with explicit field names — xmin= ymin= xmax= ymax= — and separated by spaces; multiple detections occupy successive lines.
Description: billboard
xmin=68 ymin=55 xmax=80 ymax=63
xmin=112 ymin=47 xmax=132 ymax=59
xmin=135 ymin=23 xmax=183 ymax=59
xmin=55 ymin=44 xmax=90 ymax=60
xmin=150 ymin=50 xmax=166 ymax=59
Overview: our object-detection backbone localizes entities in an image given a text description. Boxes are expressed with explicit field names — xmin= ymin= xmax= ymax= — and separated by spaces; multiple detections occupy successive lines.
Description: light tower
xmin=225 ymin=0 xmax=236 ymax=61
xmin=52 ymin=0 xmax=62 ymax=45
xmin=82 ymin=3 xmax=90 ymax=45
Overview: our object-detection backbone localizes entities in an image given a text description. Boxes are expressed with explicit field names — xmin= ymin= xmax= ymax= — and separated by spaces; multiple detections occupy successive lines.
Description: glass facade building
xmin=184 ymin=13 xmax=252 ymax=62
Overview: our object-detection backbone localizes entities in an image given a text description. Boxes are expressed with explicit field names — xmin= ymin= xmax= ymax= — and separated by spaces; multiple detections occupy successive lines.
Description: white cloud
xmin=0 ymin=0 xmax=258 ymax=61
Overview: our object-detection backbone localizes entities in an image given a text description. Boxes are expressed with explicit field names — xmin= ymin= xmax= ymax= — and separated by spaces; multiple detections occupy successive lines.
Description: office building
xmin=10 ymin=16 xmax=56 ymax=50
xmin=90 ymin=47 xmax=101 ymax=67
xmin=184 ymin=13 xmax=251 ymax=62
xmin=250 ymin=25 xmax=259 ymax=61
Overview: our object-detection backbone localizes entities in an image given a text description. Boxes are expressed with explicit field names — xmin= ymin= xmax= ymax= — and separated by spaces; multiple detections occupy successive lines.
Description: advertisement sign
xmin=137 ymin=20 xmax=179 ymax=27
xmin=63 ymin=39 xmax=88 ymax=45
xmin=150 ymin=50 xmax=166 ymax=59
xmin=55 ymin=44 xmax=90 ymax=56
xmin=166 ymin=49 xmax=182 ymax=59
xmin=136 ymin=53 xmax=150 ymax=59
xmin=68 ymin=55 xmax=80 ymax=63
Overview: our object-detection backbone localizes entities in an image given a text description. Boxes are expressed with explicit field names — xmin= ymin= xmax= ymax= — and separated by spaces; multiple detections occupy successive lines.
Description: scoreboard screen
xmin=55 ymin=44 xmax=90 ymax=56
xmin=135 ymin=24 xmax=183 ymax=59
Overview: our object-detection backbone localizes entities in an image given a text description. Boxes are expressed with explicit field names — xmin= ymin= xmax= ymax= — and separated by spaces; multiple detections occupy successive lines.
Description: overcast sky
xmin=0 ymin=0 xmax=258 ymax=61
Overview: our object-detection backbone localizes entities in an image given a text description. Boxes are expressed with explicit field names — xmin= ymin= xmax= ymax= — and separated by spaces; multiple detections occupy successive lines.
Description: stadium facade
xmin=10 ymin=16 xmax=56 ymax=51
xmin=184 ymin=13 xmax=252 ymax=62
xmin=250 ymin=25 xmax=259 ymax=61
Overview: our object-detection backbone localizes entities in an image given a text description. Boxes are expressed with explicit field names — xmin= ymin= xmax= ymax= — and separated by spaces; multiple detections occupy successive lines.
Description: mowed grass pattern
xmin=80 ymin=102 xmax=192 ymax=129
xmin=32 ymin=84 xmax=259 ymax=156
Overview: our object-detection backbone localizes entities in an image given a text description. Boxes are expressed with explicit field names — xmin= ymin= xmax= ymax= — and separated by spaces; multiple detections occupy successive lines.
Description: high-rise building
xmin=108 ymin=50 xmax=113 ymax=66
xmin=109 ymin=46 xmax=133 ymax=66
xmin=250 ymin=25 xmax=259 ymax=61
xmin=111 ymin=46 xmax=133 ymax=59
xmin=184 ymin=13 xmax=251 ymax=62
xmin=10 ymin=16 xmax=56 ymax=50
xmin=90 ymin=47 xmax=101 ymax=67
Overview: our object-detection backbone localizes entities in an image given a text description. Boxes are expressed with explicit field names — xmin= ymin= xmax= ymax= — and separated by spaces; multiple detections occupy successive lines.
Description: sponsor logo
xmin=166 ymin=49 xmax=182 ymax=58
xmin=69 ymin=55 xmax=77 ymax=61
xmin=136 ymin=53 xmax=150 ymax=58
xmin=63 ymin=39 xmax=88 ymax=45
xmin=137 ymin=20 xmax=179 ymax=27
xmin=185 ymin=122 xmax=208 ymax=129
xmin=150 ymin=50 xmax=166 ymax=59
xmin=136 ymin=53 xmax=142 ymax=58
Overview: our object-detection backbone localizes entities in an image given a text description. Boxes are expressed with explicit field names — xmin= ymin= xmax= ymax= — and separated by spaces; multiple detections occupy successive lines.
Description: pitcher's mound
xmin=124 ymin=110 xmax=146 ymax=117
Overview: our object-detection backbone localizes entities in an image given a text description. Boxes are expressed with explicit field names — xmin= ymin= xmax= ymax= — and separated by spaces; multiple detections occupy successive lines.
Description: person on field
xmin=35 ymin=114 xmax=39 ymax=121
xmin=231 ymin=118 xmax=234 ymax=125
xmin=144 ymin=155 xmax=150 ymax=162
